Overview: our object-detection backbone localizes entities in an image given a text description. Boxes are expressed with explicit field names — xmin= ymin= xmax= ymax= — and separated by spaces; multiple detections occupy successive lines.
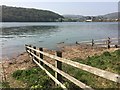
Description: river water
xmin=0 ymin=22 xmax=118 ymax=58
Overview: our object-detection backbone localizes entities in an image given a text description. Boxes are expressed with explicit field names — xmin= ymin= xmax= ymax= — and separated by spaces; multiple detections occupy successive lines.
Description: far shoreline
xmin=1 ymin=43 xmax=119 ymax=62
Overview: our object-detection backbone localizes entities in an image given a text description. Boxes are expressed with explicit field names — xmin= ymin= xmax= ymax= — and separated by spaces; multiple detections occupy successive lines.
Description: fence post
xmin=29 ymin=45 xmax=32 ymax=57
xmin=115 ymin=45 xmax=118 ymax=48
xmin=39 ymin=47 xmax=43 ymax=65
xmin=55 ymin=51 xmax=62 ymax=86
xmin=33 ymin=46 xmax=37 ymax=61
xmin=107 ymin=37 xmax=111 ymax=49
xmin=92 ymin=39 xmax=94 ymax=46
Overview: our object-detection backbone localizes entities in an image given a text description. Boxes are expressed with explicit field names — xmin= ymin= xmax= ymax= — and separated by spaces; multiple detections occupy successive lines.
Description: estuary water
xmin=0 ymin=22 xmax=118 ymax=58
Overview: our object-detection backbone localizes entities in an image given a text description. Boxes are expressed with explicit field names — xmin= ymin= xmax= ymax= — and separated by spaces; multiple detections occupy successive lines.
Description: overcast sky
xmin=1 ymin=0 xmax=119 ymax=16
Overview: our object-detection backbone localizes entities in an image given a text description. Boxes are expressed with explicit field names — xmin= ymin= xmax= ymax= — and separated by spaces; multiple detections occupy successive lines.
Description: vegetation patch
xmin=63 ymin=49 xmax=120 ymax=89
xmin=0 ymin=82 xmax=10 ymax=88
xmin=12 ymin=67 xmax=56 ymax=89
xmin=10 ymin=49 xmax=120 ymax=89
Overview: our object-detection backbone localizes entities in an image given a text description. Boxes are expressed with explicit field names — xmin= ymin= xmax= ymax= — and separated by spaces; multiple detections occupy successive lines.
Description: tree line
xmin=2 ymin=5 xmax=63 ymax=22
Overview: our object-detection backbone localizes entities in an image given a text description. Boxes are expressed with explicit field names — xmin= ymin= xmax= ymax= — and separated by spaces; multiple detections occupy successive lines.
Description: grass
xmin=73 ymin=50 xmax=120 ymax=74
xmin=62 ymin=49 xmax=120 ymax=89
xmin=11 ymin=66 xmax=63 ymax=90
xmin=12 ymin=66 xmax=62 ymax=89
xmin=0 ymin=82 xmax=10 ymax=88
xmin=8 ymin=49 xmax=120 ymax=89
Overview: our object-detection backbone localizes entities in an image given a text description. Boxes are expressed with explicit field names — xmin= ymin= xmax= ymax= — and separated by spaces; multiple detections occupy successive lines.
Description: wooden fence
xmin=78 ymin=37 xmax=120 ymax=49
xmin=25 ymin=45 xmax=120 ymax=90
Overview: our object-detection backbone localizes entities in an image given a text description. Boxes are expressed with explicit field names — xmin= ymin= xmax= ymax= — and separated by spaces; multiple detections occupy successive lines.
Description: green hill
xmin=101 ymin=12 xmax=119 ymax=19
xmin=2 ymin=5 xmax=63 ymax=22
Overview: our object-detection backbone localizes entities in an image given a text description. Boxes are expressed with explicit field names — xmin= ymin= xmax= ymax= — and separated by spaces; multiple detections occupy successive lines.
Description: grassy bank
xmin=12 ymin=67 xmax=63 ymax=89
xmin=2 ymin=49 xmax=120 ymax=89
xmin=63 ymin=49 xmax=120 ymax=89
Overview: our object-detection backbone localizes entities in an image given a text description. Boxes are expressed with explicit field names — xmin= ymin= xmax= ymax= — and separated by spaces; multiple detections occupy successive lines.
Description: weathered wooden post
xmin=29 ymin=45 xmax=31 ymax=52
xmin=29 ymin=45 xmax=32 ymax=57
xmin=55 ymin=51 xmax=62 ymax=86
xmin=107 ymin=37 xmax=111 ymax=49
xmin=76 ymin=41 xmax=78 ymax=44
xmin=33 ymin=46 xmax=37 ymax=61
xmin=115 ymin=45 xmax=118 ymax=48
xmin=39 ymin=47 xmax=43 ymax=65
xmin=92 ymin=39 xmax=94 ymax=46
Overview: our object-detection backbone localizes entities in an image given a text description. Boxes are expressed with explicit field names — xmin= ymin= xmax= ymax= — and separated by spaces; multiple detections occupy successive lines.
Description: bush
xmin=102 ymin=51 xmax=111 ymax=56
xmin=1 ymin=82 xmax=10 ymax=88
xmin=12 ymin=70 xmax=23 ymax=80
xmin=114 ymin=49 xmax=120 ymax=56
xmin=12 ymin=67 xmax=53 ymax=89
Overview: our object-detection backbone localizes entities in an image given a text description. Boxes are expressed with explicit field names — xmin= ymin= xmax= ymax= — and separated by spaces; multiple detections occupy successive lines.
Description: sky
xmin=1 ymin=0 xmax=119 ymax=16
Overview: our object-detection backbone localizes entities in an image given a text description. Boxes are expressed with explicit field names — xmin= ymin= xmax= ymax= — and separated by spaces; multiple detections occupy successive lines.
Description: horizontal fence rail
xmin=32 ymin=58 xmax=67 ymax=89
xmin=26 ymin=45 xmax=94 ymax=90
xmin=25 ymin=44 xmax=120 ymax=90
xmin=79 ymin=37 xmax=120 ymax=43
xmin=31 ymin=52 xmax=93 ymax=90
xmin=78 ymin=37 xmax=120 ymax=48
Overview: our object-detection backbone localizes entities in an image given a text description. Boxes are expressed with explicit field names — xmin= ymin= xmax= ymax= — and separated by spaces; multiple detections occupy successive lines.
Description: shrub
xmin=12 ymin=67 xmax=53 ymax=89
xmin=102 ymin=51 xmax=111 ymax=56
xmin=114 ymin=49 xmax=120 ymax=56
xmin=12 ymin=70 xmax=23 ymax=80
xmin=1 ymin=82 xmax=10 ymax=88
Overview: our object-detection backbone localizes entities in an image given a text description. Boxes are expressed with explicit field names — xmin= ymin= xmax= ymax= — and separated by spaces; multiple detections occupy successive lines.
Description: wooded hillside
xmin=2 ymin=5 xmax=63 ymax=22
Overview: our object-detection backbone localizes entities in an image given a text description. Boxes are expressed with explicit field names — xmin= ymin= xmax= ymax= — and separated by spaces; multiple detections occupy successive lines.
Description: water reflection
xmin=1 ymin=22 xmax=118 ymax=59
xmin=1 ymin=25 xmax=60 ymax=58
xmin=1 ymin=25 xmax=59 ymax=36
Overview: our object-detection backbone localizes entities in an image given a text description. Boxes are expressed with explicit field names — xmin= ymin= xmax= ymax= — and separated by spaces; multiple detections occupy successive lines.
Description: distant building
xmin=85 ymin=19 xmax=92 ymax=22
xmin=115 ymin=19 xmax=118 ymax=21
